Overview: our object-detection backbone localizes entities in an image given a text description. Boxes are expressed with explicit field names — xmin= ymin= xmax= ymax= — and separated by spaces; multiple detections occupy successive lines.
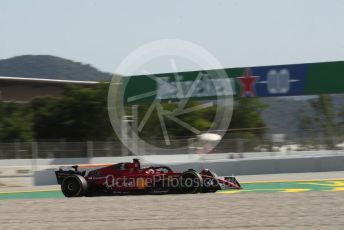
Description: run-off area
xmin=1 ymin=179 xmax=344 ymax=229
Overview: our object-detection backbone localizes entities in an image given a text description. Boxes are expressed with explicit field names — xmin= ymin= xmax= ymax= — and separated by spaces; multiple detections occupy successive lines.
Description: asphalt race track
xmin=1 ymin=179 xmax=344 ymax=229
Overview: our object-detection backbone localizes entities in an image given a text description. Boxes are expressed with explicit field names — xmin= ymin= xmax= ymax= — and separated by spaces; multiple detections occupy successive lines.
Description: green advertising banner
xmin=123 ymin=61 xmax=344 ymax=104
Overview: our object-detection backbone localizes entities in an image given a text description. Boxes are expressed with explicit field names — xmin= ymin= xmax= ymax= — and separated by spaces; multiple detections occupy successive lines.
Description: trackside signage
xmin=123 ymin=61 xmax=344 ymax=104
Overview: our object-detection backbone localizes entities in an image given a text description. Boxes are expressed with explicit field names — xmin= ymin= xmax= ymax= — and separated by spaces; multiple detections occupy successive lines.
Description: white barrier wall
xmin=2 ymin=151 xmax=344 ymax=186
xmin=30 ymin=152 xmax=344 ymax=186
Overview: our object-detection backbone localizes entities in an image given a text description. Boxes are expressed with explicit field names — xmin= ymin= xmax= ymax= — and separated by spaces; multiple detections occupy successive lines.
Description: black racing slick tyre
xmin=61 ymin=175 xmax=88 ymax=197
xmin=179 ymin=170 xmax=203 ymax=194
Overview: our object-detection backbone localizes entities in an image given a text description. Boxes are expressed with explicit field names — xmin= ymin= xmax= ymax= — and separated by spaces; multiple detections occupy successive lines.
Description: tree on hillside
xmin=136 ymin=101 xmax=217 ymax=141
xmin=337 ymin=104 xmax=344 ymax=137
xmin=229 ymin=97 xmax=267 ymax=133
xmin=300 ymin=95 xmax=337 ymax=148
xmin=32 ymin=83 xmax=116 ymax=141
xmin=0 ymin=85 xmax=267 ymax=144
xmin=136 ymin=97 xmax=267 ymax=142
xmin=340 ymin=108 xmax=344 ymax=122
xmin=0 ymin=102 xmax=33 ymax=141
xmin=219 ymin=97 xmax=267 ymax=152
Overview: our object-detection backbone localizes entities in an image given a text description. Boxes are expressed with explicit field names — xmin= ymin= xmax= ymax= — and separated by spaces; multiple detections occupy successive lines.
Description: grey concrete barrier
xmin=166 ymin=156 xmax=344 ymax=176
xmin=34 ymin=169 xmax=57 ymax=186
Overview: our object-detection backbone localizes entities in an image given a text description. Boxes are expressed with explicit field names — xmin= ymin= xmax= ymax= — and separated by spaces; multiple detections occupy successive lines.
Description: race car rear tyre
xmin=61 ymin=175 xmax=88 ymax=197
xmin=179 ymin=170 xmax=203 ymax=194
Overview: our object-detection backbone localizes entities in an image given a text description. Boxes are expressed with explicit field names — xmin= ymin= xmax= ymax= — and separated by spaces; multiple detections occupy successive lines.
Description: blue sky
xmin=0 ymin=0 xmax=343 ymax=75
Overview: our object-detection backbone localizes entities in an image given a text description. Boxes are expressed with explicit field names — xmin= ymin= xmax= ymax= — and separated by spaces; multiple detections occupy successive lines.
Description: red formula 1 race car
xmin=55 ymin=159 xmax=241 ymax=197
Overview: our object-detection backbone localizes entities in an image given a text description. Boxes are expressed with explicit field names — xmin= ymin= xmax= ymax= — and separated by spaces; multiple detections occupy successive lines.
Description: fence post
xmin=31 ymin=142 xmax=38 ymax=172
xmin=14 ymin=141 xmax=20 ymax=159
xmin=132 ymin=104 xmax=139 ymax=156
xmin=121 ymin=118 xmax=129 ymax=156
xmin=236 ymin=138 xmax=243 ymax=153
xmin=87 ymin=141 xmax=94 ymax=158
xmin=106 ymin=140 xmax=112 ymax=157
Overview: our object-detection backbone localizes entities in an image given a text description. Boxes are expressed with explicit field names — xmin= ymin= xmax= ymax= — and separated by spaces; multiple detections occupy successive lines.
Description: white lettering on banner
xmin=156 ymin=73 xmax=234 ymax=100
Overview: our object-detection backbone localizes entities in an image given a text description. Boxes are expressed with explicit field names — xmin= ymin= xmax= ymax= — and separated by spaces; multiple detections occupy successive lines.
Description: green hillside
xmin=0 ymin=55 xmax=112 ymax=81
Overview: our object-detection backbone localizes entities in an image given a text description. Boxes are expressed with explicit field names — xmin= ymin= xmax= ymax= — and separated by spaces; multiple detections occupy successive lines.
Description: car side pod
xmin=61 ymin=174 xmax=88 ymax=197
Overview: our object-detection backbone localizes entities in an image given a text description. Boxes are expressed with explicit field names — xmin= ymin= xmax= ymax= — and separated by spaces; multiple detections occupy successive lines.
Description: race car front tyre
xmin=179 ymin=170 xmax=203 ymax=194
xmin=61 ymin=175 xmax=88 ymax=197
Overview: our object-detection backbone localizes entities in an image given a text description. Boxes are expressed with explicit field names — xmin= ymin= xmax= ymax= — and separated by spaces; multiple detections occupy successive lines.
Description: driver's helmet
xmin=133 ymin=158 xmax=141 ymax=169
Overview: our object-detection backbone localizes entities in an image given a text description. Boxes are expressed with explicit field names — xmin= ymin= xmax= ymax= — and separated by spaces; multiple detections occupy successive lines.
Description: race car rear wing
xmin=55 ymin=166 xmax=86 ymax=185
